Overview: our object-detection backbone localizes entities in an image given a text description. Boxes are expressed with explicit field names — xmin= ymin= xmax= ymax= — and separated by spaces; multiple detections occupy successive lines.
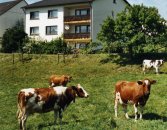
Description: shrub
xmin=23 ymin=37 xmax=70 ymax=54
xmin=1 ymin=20 xmax=27 ymax=53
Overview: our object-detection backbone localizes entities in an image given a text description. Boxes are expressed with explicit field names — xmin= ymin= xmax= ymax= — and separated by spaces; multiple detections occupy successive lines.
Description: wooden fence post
xmin=57 ymin=53 xmax=65 ymax=64
xmin=12 ymin=53 xmax=14 ymax=64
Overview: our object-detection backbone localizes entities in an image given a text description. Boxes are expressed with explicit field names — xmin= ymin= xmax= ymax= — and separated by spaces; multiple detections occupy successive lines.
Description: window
xmin=30 ymin=11 xmax=39 ymax=20
xmin=75 ymin=9 xmax=90 ymax=16
xmin=48 ymin=10 xmax=58 ymax=18
xmin=75 ymin=25 xmax=90 ymax=33
xmin=113 ymin=0 xmax=116 ymax=4
xmin=46 ymin=26 xmax=57 ymax=35
xmin=30 ymin=27 xmax=39 ymax=35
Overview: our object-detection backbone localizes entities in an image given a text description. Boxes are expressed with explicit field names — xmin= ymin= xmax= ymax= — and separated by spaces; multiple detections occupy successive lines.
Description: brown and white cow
xmin=49 ymin=75 xmax=72 ymax=87
xmin=142 ymin=59 xmax=164 ymax=74
xmin=114 ymin=79 xmax=156 ymax=121
xmin=17 ymin=84 xmax=89 ymax=130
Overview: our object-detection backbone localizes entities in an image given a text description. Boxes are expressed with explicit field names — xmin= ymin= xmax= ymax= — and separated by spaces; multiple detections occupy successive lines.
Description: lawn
xmin=0 ymin=53 xmax=166 ymax=130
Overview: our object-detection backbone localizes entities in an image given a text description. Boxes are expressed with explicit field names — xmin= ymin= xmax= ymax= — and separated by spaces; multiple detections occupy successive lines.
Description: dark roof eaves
xmin=123 ymin=0 xmax=131 ymax=6
xmin=0 ymin=0 xmax=26 ymax=16
xmin=24 ymin=1 xmax=93 ymax=9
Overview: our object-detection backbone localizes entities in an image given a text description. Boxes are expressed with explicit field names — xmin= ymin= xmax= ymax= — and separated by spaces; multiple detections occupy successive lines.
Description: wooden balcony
xmin=64 ymin=33 xmax=90 ymax=39
xmin=64 ymin=33 xmax=91 ymax=43
xmin=64 ymin=15 xmax=91 ymax=24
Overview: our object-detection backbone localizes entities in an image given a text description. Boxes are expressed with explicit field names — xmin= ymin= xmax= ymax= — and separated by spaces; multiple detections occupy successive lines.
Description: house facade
xmin=24 ymin=0 xmax=130 ymax=48
xmin=0 ymin=0 xmax=27 ymax=38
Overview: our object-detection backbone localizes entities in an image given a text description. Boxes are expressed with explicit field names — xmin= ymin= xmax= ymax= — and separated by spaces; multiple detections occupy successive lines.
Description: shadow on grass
xmin=127 ymin=113 xmax=167 ymax=122
xmin=100 ymin=53 xmax=167 ymax=66
xmin=100 ymin=53 xmax=142 ymax=66
xmin=37 ymin=121 xmax=69 ymax=130
xmin=143 ymin=113 xmax=167 ymax=122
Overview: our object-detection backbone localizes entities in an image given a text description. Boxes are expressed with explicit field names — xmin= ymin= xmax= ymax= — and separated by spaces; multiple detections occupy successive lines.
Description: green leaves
xmin=97 ymin=4 xmax=167 ymax=54
xmin=1 ymin=20 xmax=27 ymax=53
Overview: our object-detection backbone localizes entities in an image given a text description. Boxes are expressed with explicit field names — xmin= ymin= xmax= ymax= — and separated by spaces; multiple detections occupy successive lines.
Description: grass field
xmin=0 ymin=53 xmax=167 ymax=130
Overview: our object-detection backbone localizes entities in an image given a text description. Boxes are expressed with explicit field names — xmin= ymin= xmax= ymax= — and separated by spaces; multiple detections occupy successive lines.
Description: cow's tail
xmin=16 ymin=92 xmax=26 ymax=119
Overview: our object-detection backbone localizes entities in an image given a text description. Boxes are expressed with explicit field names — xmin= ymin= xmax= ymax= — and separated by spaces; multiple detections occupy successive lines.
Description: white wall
xmin=91 ymin=0 xmax=128 ymax=42
xmin=25 ymin=6 xmax=64 ymax=41
xmin=0 ymin=1 xmax=27 ymax=37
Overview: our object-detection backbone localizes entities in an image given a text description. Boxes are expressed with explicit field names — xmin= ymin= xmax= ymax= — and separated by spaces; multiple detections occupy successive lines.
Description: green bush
xmin=1 ymin=20 xmax=27 ymax=53
xmin=23 ymin=37 xmax=71 ymax=54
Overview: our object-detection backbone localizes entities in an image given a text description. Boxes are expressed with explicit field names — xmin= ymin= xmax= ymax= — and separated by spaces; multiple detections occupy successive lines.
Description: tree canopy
xmin=1 ymin=20 xmax=27 ymax=53
xmin=97 ymin=4 xmax=167 ymax=55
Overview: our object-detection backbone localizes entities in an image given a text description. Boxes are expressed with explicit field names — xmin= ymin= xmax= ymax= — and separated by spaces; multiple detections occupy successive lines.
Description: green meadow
xmin=0 ymin=53 xmax=166 ymax=130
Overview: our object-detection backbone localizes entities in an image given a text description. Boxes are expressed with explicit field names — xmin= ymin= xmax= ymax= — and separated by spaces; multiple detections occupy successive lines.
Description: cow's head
xmin=72 ymin=84 xmax=89 ymax=98
xmin=159 ymin=59 xmax=164 ymax=66
xmin=137 ymin=79 xmax=156 ymax=95
xmin=63 ymin=75 xmax=72 ymax=82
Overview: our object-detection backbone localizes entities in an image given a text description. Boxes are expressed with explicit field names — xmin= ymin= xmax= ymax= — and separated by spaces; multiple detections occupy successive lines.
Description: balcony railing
xmin=64 ymin=33 xmax=90 ymax=39
xmin=64 ymin=15 xmax=90 ymax=22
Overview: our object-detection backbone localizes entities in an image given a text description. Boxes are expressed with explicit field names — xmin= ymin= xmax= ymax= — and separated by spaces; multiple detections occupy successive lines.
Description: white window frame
xmin=30 ymin=11 xmax=39 ymax=20
xmin=46 ymin=26 xmax=58 ymax=35
xmin=30 ymin=27 xmax=39 ymax=35
xmin=48 ymin=10 xmax=58 ymax=19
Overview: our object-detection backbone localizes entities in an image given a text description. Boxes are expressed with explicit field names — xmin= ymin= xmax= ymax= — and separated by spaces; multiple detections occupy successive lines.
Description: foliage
xmin=115 ymin=4 xmax=167 ymax=55
xmin=97 ymin=5 xmax=167 ymax=55
xmin=86 ymin=42 xmax=102 ymax=54
xmin=0 ymin=53 xmax=167 ymax=130
xmin=97 ymin=16 xmax=117 ymax=53
xmin=1 ymin=20 xmax=27 ymax=53
xmin=23 ymin=37 xmax=70 ymax=54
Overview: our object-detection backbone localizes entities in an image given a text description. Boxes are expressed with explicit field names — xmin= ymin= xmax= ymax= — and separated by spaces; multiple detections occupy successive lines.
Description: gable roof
xmin=0 ymin=0 xmax=24 ymax=15
xmin=24 ymin=0 xmax=130 ymax=9
xmin=24 ymin=0 xmax=93 ymax=9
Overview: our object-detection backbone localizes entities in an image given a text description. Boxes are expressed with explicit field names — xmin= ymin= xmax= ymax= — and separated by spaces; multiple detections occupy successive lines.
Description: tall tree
xmin=97 ymin=16 xmax=117 ymax=54
xmin=1 ymin=20 xmax=27 ymax=53
xmin=115 ymin=4 xmax=167 ymax=55
xmin=97 ymin=4 xmax=167 ymax=56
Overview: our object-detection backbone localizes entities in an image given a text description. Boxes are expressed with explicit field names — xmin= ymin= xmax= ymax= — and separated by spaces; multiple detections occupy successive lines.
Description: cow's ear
xmin=72 ymin=86 xmax=78 ymax=91
xmin=151 ymin=80 xmax=156 ymax=84
xmin=137 ymin=80 xmax=143 ymax=85
xmin=64 ymin=76 xmax=68 ymax=81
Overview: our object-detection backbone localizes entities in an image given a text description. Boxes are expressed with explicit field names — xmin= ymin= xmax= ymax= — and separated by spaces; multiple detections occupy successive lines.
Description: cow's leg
xmin=59 ymin=109 xmax=63 ymax=125
xmin=138 ymin=106 xmax=143 ymax=120
xmin=122 ymin=104 xmax=129 ymax=119
xmin=114 ymin=99 xmax=118 ymax=118
xmin=58 ymin=108 xmax=63 ymax=129
xmin=134 ymin=104 xmax=138 ymax=121
xmin=155 ymin=67 xmax=159 ymax=74
xmin=114 ymin=93 xmax=119 ymax=118
xmin=54 ymin=110 xmax=59 ymax=125
xmin=143 ymin=66 xmax=146 ymax=74
xmin=17 ymin=107 xmax=27 ymax=130
xmin=20 ymin=113 xmax=28 ymax=130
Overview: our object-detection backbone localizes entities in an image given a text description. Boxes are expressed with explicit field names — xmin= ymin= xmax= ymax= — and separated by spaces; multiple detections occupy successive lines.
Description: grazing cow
xmin=114 ymin=79 xmax=156 ymax=121
xmin=17 ymin=84 xmax=89 ymax=130
xmin=142 ymin=59 xmax=164 ymax=74
xmin=49 ymin=75 xmax=72 ymax=87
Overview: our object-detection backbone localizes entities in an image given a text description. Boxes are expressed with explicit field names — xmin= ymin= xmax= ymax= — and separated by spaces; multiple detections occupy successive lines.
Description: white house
xmin=0 ymin=0 xmax=27 ymax=38
xmin=24 ymin=0 xmax=130 ymax=48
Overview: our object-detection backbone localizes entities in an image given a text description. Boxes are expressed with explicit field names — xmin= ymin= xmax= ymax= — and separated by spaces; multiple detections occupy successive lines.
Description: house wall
xmin=0 ymin=1 xmax=27 ymax=37
xmin=25 ymin=6 xmax=64 ymax=41
xmin=91 ymin=0 xmax=127 ymax=42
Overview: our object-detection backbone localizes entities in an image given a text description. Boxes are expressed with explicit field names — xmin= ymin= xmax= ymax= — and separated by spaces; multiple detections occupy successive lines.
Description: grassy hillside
xmin=0 ymin=53 xmax=167 ymax=130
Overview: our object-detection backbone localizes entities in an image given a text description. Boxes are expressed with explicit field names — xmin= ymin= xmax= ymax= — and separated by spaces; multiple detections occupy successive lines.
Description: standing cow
xmin=114 ymin=79 xmax=156 ymax=121
xmin=142 ymin=59 xmax=164 ymax=74
xmin=17 ymin=84 xmax=89 ymax=130
xmin=49 ymin=75 xmax=72 ymax=87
